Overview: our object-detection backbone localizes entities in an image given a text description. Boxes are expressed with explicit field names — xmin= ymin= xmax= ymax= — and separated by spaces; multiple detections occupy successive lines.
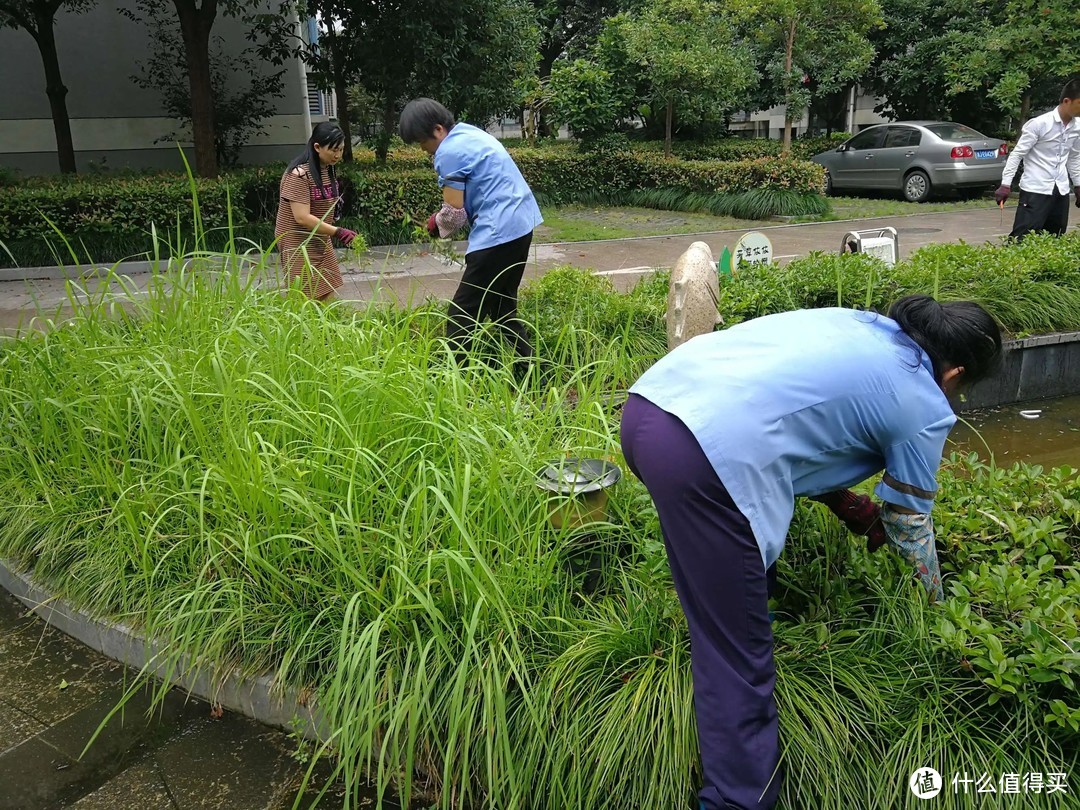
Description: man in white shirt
xmin=996 ymin=77 xmax=1080 ymax=240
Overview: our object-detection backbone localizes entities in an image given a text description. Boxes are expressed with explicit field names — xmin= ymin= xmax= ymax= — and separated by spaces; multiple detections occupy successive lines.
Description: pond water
xmin=950 ymin=394 xmax=1080 ymax=469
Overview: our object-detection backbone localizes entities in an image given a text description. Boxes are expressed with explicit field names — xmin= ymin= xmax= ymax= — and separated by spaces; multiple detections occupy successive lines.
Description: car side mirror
xmin=836 ymin=144 xmax=848 ymax=153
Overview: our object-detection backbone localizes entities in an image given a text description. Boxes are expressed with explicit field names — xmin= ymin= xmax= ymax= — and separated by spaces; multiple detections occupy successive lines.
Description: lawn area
xmin=820 ymin=194 xmax=997 ymax=220
xmin=536 ymin=195 xmax=996 ymax=243
xmin=534 ymin=205 xmax=775 ymax=242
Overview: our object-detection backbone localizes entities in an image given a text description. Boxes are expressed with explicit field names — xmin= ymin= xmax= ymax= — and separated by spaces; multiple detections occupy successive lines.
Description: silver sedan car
xmin=811 ymin=122 xmax=1009 ymax=202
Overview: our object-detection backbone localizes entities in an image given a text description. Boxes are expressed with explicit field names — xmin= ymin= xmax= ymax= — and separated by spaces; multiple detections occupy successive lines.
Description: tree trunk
xmin=1020 ymin=92 xmax=1031 ymax=124
xmin=375 ymin=99 xmax=395 ymax=164
xmin=537 ymin=47 xmax=559 ymax=138
xmin=175 ymin=0 xmax=219 ymax=178
xmin=665 ymin=97 xmax=673 ymax=157
xmin=33 ymin=12 xmax=77 ymax=174
xmin=782 ymin=17 xmax=796 ymax=154
xmin=334 ymin=71 xmax=353 ymax=161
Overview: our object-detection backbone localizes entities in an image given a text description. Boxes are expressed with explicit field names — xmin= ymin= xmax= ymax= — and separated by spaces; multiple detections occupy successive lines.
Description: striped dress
xmin=274 ymin=165 xmax=344 ymax=299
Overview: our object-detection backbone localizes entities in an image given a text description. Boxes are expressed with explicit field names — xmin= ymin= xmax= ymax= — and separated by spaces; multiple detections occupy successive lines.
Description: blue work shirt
xmin=629 ymin=307 xmax=956 ymax=570
xmin=434 ymin=123 xmax=543 ymax=253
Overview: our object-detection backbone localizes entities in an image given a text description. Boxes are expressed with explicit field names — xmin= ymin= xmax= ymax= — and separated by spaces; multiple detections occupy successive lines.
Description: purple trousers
xmin=620 ymin=394 xmax=781 ymax=810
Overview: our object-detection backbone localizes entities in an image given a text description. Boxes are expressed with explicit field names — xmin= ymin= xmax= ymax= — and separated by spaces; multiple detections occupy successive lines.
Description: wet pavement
xmin=0 ymin=205 xmax=1032 ymax=335
xmin=0 ymin=591 xmax=372 ymax=810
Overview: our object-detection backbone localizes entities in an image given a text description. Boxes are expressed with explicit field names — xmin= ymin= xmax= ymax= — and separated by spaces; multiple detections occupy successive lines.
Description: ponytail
xmin=889 ymin=295 xmax=1002 ymax=385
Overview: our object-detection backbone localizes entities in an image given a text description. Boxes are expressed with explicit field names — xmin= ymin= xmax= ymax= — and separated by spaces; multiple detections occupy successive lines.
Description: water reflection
xmin=950 ymin=394 xmax=1080 ymax=469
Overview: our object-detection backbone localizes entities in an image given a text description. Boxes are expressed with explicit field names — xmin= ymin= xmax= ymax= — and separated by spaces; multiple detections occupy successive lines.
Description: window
xmin=925 ymin=123 xmax=986 ymax=142
xmin=307 ymin=84 xmax=324 ymax=116
xmin=884 ymin=127 xmax=922 ymax=148
xmin=847 ymin=128 xmax=885 ymax=150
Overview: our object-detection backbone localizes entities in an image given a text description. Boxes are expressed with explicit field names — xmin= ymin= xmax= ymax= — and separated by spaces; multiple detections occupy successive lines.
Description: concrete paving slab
xmin=152 ymin=713 xmax=317 ymax=810
xmin=0 ymin=700 xmax=47 ymax=757
xmin=0 ymin=736 xmax=94 ymax=809
xmin=0 ymin=593 xmax=126 ymax=727
xmin=36 ymin=687 xmax=203 ymax=766
xmin=69 ymin=757 xmax=175 ymax=810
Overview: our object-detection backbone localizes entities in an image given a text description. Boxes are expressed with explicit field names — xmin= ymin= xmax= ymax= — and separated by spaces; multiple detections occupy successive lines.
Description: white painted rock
xmin=666 ymin=241 xmax=722 ymax=351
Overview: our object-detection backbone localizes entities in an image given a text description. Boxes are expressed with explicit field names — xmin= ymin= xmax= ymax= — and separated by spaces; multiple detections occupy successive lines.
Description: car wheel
xmin=824 ymin=170 xmax=834 ymax=196
xmin=903 ymin=170 xmax=931 ymax=203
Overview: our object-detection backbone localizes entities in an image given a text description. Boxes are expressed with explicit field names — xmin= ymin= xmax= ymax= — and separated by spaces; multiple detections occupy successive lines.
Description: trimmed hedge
xmin=630 ymin=133 xmax=851 ymax=162
xmin=0 ymin=149 xmax=825 ymax=268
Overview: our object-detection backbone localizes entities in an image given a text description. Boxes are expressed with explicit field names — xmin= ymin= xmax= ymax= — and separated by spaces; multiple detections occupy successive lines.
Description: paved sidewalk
xmin=0 ymin=206 xmax=1032 ymax=333
xmin=0 ymin=591 xmax=369 ymax=810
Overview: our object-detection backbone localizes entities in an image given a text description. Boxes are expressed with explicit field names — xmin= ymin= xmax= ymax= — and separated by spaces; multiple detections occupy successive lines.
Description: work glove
xmin=426 ymin=212 xmax=439 ymax=237
xmin=335 ymin=227 xmax=358 ymax=247
xmin=880 ymin=506 xmax=945 ymax=604
xmin=810 ymin=489 xmax=888 ymax=552
xmin=431 ymin=203 xmax=469 ymax=239
xmin=1074 ymin=186 xmax=1080 ymax=209
xmin=993 ymin=185 xmax=1011 ymax=205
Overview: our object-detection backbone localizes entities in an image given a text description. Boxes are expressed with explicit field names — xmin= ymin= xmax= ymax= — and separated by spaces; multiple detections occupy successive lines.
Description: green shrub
xmin=520 ymin=231 xmax=1080 ymax=372
xmin=533 ymin=187 xmax=830 ymax=220
xmin=520 ymin=265 xmax=666 ymax=384
xmin=716 ymin=232 xmax=1080 ymax=336
xmin=631 ymin=133 xmax=850 ymax=162
xmin=933 ymin=457 xmax=1079 ymax=730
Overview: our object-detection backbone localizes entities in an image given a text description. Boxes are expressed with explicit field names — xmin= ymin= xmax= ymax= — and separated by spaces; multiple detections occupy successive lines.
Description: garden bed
xmin=0 ymin=232 xmax=1077 ymax=807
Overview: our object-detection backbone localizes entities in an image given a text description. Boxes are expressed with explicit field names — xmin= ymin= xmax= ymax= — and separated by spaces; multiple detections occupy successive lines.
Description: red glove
xmin=335 ymin=227 xmax=358 ymax=247
xmin=811 ymin=490 xmax=887 ymax=552
xmin=426 ymin=212 xmax=439 ymax=237
xmin=994 ymin=185 xmax=1011 ymax=205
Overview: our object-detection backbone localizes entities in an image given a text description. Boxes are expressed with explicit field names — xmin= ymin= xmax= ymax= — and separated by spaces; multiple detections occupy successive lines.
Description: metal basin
xmin=536 ymin=457 xmax=623 ymax=530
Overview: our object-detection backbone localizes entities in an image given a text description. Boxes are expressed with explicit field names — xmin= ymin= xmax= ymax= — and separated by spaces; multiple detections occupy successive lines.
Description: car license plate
xmin=975 ymin=149 xmax=996 ymax=159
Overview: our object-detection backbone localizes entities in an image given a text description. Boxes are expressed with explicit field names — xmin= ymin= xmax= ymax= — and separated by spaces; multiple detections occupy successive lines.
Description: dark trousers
xmin=1010 ymin=187 xmax=1070 ymax=240
xmin=620 ymin=394 xmax=781 ymax=810
xmin=447 ymin=232 xmax=533 ymax=367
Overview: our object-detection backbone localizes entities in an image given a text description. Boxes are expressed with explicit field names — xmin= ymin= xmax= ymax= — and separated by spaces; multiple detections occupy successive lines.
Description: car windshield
xmin=925 ymin=123 xmax=987 ymax=142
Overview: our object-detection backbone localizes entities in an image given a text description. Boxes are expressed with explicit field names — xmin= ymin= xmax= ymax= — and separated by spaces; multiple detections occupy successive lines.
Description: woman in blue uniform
xmin=619 ymin=295 xmax=1002 ymax=810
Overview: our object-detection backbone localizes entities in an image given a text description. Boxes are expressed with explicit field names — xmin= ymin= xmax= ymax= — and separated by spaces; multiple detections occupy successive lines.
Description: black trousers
xmin=1009 ymin=187 xmax=1070 ymax=240
xmin=447 ymin=232 xmax=533 ymax=366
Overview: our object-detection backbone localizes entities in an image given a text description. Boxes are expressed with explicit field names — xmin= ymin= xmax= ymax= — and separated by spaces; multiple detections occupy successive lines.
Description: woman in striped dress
xmin=275 ymin=122 xmax=358 ymax=300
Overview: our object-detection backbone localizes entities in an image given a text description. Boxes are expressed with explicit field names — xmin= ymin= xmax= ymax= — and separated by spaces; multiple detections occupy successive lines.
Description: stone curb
xmin=0 ymin=559 xmax=330 ymax=743
xmin=955 ymin=331 xmax=1080 ymax=411
xmin=1008 ymin=331 xmax=1080 ymax=350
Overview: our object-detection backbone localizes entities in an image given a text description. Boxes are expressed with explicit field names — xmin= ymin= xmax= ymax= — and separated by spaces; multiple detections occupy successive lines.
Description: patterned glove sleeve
xmin=880 ymin=505 xmax=944 ymax=604
xmin=434 ymin=204 xmax=469 ymax=238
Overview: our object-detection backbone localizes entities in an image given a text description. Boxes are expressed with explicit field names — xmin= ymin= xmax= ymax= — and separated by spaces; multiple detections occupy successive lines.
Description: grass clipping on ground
xmin=0 ymin=264 xmax=1076 ymax=810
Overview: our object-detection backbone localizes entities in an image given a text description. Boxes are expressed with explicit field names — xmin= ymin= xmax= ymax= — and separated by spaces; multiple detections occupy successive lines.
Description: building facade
xmin=0 ymin=2 xmax=326 ymax=175
xmin=727 ymin=85 xmax=889 ymax=139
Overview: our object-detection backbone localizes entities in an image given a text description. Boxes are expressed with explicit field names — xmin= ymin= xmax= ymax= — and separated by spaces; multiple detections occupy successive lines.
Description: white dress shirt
xmin=1001 ymin=107 xmax=1080 ymax=194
